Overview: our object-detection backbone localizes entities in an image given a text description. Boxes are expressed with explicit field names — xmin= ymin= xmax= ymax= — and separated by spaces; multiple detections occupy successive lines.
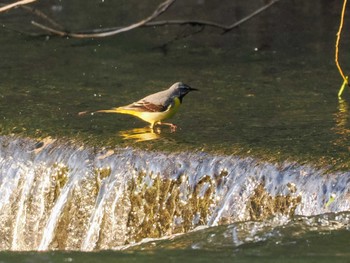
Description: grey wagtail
xmin=94 ymin=82 xmax=197 ymax=131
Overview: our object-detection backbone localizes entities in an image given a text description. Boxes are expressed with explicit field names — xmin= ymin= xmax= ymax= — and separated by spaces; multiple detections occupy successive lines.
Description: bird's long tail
xmin=96 ymin=107 xmax=143 ymax=117
xmin=95 ymin=108 xmax=121 ymax=114
xmin=78 ymin=107 xmax=142 ymax=118
xmin=78 ymin=107 xmax=121 ymax=116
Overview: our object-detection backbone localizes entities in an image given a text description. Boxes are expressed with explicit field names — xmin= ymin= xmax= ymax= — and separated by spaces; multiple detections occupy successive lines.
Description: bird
xmin=93 ymin=82 xmax=197 ymax=131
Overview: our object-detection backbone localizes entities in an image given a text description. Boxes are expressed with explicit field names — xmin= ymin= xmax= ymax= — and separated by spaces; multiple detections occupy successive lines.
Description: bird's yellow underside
xmin=98 ymin=97 xmax=181 ymax=128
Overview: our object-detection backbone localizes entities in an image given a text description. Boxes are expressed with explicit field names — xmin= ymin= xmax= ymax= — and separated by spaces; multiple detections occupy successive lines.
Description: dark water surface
xmin=1 ymin=0 xmax=349 ymax=167
xmin=1 ymin=0 xmax=350 ymax=262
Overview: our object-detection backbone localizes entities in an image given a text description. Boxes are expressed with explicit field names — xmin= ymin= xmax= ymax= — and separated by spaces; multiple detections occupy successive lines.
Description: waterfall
xmin=0 ymin=135 xmax=349 ymax=251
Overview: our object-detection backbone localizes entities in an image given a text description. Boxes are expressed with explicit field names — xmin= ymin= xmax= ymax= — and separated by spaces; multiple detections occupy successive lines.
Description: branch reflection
xmin=333 ymin=98 xmax=350 ymax=147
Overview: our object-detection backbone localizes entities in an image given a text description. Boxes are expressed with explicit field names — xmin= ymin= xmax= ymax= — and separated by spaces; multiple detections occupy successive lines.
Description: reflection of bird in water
xmin=94 ymin=82 xmax=197 ymax=131
xmin=119 ymin=127 xmax=161 ymax=142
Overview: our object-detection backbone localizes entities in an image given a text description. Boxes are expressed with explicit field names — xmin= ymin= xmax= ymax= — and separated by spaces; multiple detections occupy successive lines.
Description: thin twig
xmin=338 ymin=76 xmax=349 ymax=98
xmin=31 ymin=21 xmax=66 ymax=36
xmin=224 ymin=0 xmax=279 ymax=33
xmin=20 ymin=5 xmax=63 ymax=29
xmin=336 ymin=0 xmax=349 ymax=98
xmin=145 ymin=19 xmax=228 ymax=30
xmin=0 ymin=0 xmax=36 ymax=13
xmin=32 ymin=0 xmax=176 ymax=38
xmin=335 ymin=0 xmax=348 ymax=90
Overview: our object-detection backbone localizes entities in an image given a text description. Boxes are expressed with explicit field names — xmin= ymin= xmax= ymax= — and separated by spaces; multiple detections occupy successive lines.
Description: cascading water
xmin=0 ymin=135 xmax=349 ymax=251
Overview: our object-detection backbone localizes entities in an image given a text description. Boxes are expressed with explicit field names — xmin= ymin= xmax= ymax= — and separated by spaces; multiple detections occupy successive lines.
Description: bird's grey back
xmin=139 ymin=82 xmax=181 ymax=106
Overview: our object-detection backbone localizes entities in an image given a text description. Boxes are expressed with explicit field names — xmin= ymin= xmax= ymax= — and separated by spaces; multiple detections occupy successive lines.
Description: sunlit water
xmin=1 ymin=0 xmax=350 ymax=262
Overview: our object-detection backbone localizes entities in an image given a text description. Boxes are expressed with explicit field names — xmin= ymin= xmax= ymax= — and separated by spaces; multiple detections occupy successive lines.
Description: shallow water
xmin=0 ymin=0 xmax=350 ymax=262
xmin=0 ymin=0 xmax=349 ymax=167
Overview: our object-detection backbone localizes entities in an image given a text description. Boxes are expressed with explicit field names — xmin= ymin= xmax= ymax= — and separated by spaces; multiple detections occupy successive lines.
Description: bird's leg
xmin=158 ymin=122 xmax=177 ymax=132
xmin=151 ymin=126 xmax=161 ymax=134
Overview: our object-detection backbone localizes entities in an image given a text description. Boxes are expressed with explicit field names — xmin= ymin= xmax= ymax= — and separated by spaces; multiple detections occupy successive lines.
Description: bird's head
xmin=170 ymin=82 xmax=198 ymax=102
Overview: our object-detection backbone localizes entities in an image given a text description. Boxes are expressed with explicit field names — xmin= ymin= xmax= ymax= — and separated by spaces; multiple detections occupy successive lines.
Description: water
xmin=1 ymin=0 xmax=350 ymax=262
xmin=0 ymin=136 xmax=349 ymax=257
xmin=0 ymin=0 xmax=349 ymax=166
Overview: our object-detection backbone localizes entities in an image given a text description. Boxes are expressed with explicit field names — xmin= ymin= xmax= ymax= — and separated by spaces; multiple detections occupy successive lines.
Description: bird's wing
xmin=120 ymin=100 xmax=168 ymax=112
xmin=119 ymin=89 xmax=175 ymax=112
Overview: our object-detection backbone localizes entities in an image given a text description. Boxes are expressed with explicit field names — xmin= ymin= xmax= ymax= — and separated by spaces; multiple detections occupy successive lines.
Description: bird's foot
xmin=159 ymin=122 xmax=177 ymax=132
xmin=170 ymin=124 xmax=177 ymax=132
xmin=152 ymin=122 xmax=178 ymax=132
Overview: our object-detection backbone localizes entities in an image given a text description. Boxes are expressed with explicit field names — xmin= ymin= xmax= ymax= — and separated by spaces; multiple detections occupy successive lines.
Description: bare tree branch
xmin=144 ymin=0 xmax=280 ymax=33
xmin=31 ymin=0 xmax=176 ymax=38
xmin=0 ymin=0 xmax=36 ymax=13
xmin=9 ymin=0 xmax=279 ymax=38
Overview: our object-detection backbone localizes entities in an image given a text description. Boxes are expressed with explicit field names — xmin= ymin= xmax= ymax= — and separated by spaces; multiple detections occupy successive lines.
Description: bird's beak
xmin=189 ymin=87 xmax=198 ymax=91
